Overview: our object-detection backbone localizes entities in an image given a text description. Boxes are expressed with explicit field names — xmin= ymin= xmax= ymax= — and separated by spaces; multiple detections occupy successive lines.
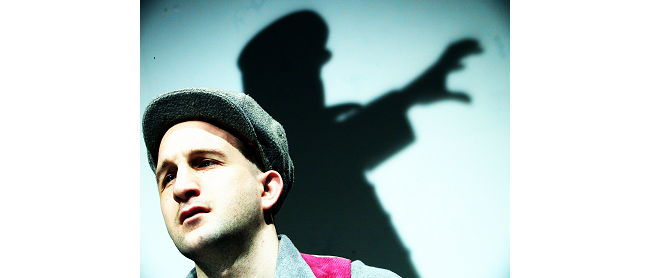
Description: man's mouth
xmin=179 ymin=206 xmax=210 ymax=224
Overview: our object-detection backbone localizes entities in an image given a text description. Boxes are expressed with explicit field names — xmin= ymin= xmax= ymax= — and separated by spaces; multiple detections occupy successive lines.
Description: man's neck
xmin=193 ymin=226 xmax=279 ymax=278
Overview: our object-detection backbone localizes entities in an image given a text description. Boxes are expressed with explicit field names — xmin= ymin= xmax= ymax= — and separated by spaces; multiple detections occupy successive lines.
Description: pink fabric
xmin=300 ymin=253 xmax=352 ymax=278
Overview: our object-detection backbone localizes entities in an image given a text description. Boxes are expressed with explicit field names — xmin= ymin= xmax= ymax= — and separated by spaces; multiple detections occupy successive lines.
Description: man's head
xmin=142 ymin=88 xmax=294 ymax=256
xmin=155 ymin=120 xmax=283 ymax=257
xmin=142 ymin=88 xmax=294 ymax=215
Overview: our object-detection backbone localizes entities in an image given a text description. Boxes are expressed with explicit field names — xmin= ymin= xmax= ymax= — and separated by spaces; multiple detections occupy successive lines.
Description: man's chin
xmin=174 ymin=235 xmax=210 ymax=260
xmin=174 ymin=226 xmax=228 ymax=254
xmin=172 ymin=228 xmax=207 ymax=252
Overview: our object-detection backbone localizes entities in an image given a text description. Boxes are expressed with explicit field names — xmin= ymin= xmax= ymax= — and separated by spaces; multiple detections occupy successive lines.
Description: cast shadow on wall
xmin=237 ymin=10 xmax=482 ymax=278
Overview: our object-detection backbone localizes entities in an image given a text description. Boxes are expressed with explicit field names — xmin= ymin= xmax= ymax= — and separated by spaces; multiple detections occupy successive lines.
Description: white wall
xmin=140 ymin=1 xmax=509 ymax=277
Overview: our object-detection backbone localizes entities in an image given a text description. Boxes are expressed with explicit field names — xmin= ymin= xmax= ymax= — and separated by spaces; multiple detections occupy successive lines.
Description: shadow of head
xmin=238 ymin=10 xmax=332 ymax=118
xmin=238 ymin=10 xmax=331 ymax=73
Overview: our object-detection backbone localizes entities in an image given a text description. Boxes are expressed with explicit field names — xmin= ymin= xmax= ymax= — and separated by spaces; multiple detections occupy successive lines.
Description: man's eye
xmin=162 ymin=174 xmax=175 ymax=186
xmin=198 ymin=159 xmax=216 ymax=168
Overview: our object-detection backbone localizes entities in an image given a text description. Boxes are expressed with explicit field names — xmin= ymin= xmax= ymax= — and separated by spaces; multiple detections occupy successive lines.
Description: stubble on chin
xmin=173 ymin=218 xmax=257 ymax=262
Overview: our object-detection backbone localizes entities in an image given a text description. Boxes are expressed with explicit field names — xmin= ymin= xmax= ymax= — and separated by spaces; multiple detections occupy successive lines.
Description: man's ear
xmin=260 ymin=170 xmax=283 ymax=211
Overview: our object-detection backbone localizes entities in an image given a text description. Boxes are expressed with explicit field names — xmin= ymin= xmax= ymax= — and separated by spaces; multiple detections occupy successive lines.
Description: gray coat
xmin=184 ymin=235 xmax=401 ymax=278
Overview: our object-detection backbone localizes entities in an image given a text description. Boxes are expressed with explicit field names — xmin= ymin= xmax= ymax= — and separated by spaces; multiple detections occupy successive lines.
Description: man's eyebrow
xmin=155 ymin=160 xmax=173 ymax=183
xmin=188 ymin=148 xmax=227 ymax=158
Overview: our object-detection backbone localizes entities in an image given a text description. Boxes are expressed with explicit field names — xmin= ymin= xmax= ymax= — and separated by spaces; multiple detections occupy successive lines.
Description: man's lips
xmin=179 ymin=206 xmax=210 ymax=224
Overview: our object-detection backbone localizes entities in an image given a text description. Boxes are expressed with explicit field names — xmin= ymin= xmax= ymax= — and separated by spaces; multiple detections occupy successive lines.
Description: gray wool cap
xmin=142 ymin=87 xmax=294 ymax=215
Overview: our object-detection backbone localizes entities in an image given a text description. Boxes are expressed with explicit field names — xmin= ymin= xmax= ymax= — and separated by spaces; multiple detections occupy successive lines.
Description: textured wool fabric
xmin=183 ymin=235 xmax=400 ymax=278
xmin=276 ymin=235 xmax=401 ymax=278
xmin=142 ymin=87 xmax=294 ymax=215
xmin=300 ymin=253 xmax=351 ymax=278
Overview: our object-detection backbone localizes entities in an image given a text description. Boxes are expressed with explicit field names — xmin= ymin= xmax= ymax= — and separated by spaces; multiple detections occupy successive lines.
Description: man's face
xmin=155 ymin=121 xmax=265 ymax=256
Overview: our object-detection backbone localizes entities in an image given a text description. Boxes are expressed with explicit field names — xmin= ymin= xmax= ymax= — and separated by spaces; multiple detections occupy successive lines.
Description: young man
xmin=142 ymin=87 xmax=400 ymax=278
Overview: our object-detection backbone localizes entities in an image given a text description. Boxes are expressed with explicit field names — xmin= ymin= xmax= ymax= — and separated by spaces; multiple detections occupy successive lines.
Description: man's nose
xmin=172 ymin=167 xmax=200 ymax=203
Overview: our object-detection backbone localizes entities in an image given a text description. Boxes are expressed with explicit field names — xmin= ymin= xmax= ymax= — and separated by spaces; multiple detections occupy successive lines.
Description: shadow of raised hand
xmin=402 ymin=38 xmax=483 ymax=104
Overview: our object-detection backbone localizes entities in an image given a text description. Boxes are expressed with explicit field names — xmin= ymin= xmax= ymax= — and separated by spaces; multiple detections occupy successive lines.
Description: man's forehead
xmin=158 ymin=121 xmax=240 ymax=156
xmin=164 ymin=120 xmax=227 ymax=136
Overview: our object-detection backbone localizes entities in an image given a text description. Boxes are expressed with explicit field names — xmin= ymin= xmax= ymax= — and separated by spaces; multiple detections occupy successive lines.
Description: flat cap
xmin=142 ymin=88 xmax=294 ymax=215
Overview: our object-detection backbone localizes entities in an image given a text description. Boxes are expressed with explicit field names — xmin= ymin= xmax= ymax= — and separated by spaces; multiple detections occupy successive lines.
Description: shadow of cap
xmin=238 ymin=10 xmax=330 ymax=73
